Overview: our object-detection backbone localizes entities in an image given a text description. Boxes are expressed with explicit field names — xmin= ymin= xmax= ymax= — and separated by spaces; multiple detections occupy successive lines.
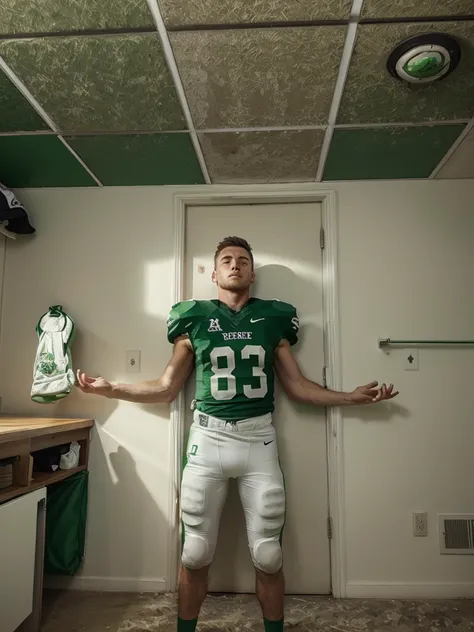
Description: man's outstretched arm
xmin=76 ymin=336 xmax=194 ymax=404
xmin=275 ymin=340 xmax=399 ymax=406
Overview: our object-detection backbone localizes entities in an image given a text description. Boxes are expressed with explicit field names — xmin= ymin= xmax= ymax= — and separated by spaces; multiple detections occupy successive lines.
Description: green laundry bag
xmin=44 ymin=470 xmax=89 ymax=575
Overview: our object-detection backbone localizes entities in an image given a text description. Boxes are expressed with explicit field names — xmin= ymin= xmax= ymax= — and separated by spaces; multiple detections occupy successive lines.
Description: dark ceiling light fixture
xmin=387 ymin=33 xmax=461 ymax=84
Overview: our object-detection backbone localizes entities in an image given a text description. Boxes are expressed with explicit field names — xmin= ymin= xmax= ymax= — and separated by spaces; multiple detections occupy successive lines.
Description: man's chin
xmin=220 ymin=280 xmax=250 ymax=291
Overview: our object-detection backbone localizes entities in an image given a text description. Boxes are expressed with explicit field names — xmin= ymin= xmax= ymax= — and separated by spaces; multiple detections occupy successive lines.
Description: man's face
xmin=212 ymin=246 xmax=255 ymax=291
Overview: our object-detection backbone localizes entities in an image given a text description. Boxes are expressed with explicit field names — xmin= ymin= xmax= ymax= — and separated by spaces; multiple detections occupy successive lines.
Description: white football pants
xmin=180 ymin=410 xmax=285 ymax=574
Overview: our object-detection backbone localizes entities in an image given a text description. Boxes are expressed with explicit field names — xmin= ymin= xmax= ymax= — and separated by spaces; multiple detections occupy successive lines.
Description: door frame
xmin=167 ymin=186 xmax=346 ymax=598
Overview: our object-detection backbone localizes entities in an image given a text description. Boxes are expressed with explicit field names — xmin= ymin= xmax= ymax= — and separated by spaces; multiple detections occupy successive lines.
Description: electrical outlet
xmin=413 ymin=512 xmax=428 ymax=536
xmin=404 ymin=348 xmax=419 ymax=370
xmin=126 ymin=350 xmax=141 ymax=373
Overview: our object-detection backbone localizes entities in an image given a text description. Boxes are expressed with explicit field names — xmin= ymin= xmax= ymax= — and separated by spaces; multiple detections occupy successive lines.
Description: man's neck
xmin=217 ymin=289 xmax=251 ymax=312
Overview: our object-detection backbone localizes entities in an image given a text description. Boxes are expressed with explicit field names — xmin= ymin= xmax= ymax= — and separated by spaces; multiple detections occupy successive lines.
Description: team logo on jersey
xmin=208 ymin=318 xmax=222 ymax=332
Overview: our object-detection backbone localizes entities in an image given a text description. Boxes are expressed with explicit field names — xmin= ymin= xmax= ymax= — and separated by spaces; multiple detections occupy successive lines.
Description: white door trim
xmin=168 ymin=186 xmax=345 ymax=597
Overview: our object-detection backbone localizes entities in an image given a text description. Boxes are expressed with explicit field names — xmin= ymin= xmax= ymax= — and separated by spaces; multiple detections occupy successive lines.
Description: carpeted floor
xmin=40 ymin=591 xmax=474 ymax=632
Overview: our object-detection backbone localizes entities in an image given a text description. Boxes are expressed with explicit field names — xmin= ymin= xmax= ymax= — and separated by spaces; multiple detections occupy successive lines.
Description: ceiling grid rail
xmin=0 ymin=54 xmax=103 ymax=186
xmin=315 ymin=0 xmax=365 ymax=182
xmin=146 ymin=0 xmax=211 ymax=184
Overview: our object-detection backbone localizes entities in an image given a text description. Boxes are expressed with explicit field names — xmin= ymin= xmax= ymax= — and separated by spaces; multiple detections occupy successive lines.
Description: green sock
xmin=263 ymin=617 xmax=284 ymax=632
xmin=177 ymin=617 xmax=198 ymax=632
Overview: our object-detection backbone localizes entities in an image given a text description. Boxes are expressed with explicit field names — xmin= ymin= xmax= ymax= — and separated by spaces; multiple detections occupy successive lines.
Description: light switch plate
xmin=126 ymin=350 xmax=141 ymax=373
xmin=413 ymin=511 xmax=428 ymax=536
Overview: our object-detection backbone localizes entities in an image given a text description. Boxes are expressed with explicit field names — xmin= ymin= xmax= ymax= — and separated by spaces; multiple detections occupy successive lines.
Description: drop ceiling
xmin=0 ymin=0 xmax=472 ymax=187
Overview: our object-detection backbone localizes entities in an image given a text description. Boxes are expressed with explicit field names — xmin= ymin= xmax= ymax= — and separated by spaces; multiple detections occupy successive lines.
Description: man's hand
xmin=349 ymin=381 xmax=399 ymax=404
xmin=275 ymin=340 xmax=400 ymax=407
xmin=75 ymin=338 xmax=194 ymax=404
xmin=76 ymin=370 xmax=114 ymax=398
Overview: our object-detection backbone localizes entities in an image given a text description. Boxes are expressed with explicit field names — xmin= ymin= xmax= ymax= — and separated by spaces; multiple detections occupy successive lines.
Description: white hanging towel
xmin=31 ymin=305 xmax=76 ymax=404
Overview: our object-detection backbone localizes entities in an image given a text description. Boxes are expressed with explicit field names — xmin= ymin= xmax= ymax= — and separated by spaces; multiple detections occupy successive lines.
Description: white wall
xmin=1 ymin=180 xmax=473 ymax=596
xmin=335 ymin=180 xmax=474 ymax=598
xmin=0 ymin=187 xmax=176 ymax=591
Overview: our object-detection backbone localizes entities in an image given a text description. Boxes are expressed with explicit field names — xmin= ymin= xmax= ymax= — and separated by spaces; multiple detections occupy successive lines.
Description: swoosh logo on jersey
xmin=250 ymin=318 xmax=265 ymax=323
xmin=264 ymin=440 xmax=274 ymax=446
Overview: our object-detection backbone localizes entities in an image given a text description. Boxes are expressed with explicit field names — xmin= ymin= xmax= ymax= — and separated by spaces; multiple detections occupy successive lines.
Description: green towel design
xmin=31 ymin=305 xmax=76 ymax=404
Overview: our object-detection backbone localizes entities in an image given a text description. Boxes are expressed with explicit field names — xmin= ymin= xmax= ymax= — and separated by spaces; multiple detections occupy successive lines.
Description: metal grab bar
xmin=378 ymin=338 xmax=474 ymax=349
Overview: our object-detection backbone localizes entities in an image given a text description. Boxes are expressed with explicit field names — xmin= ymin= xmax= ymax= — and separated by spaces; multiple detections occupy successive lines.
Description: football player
xmin=77 ymin=236 xmax=398 ymax=632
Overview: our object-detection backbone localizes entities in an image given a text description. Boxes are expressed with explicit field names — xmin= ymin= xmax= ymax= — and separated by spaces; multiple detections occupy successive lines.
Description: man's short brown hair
xmin=214 ymin=236 xmax=254 ymax=269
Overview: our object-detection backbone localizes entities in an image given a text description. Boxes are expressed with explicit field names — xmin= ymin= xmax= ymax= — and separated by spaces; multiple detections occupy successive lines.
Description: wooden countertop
xmin=0 ymin=417 xmax=94 ymax=444
xmin=0 ymin=416 xmax=94 ymax=504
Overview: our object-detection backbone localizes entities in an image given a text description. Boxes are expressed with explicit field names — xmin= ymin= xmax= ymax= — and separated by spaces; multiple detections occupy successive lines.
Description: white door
xmin=184 ymin=202 xmax=330 ymax=594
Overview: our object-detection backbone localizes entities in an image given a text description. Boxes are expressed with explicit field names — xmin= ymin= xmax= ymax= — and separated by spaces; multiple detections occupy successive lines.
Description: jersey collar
xmin=212 ymin=297 xmax=257 ymax=317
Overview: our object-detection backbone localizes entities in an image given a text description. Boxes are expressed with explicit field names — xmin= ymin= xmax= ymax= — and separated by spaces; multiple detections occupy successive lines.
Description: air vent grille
xmin=439 ymin=515 xmax=474 ymax=555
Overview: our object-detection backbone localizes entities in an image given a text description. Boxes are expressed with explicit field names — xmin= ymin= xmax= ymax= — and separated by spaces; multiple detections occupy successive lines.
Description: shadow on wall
xmin=37 ymin=334 xmax=171 ymax=589
xmin=42 ymin=443 xmax=169 ymax=599
xmin=53 ymin=327 xmax=171 ymax=586
xmin=254 ymin=263 xmax=408 ymax=423
xmin=41 ymin=294 xmax=171 ymax=586
xmin=253 ymin=262 xmax=319 ymax=348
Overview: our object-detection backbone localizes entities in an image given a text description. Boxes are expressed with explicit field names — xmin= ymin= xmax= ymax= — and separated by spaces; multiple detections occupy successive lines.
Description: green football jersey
xmin=167 ymin=298 xmax=299 ymax=422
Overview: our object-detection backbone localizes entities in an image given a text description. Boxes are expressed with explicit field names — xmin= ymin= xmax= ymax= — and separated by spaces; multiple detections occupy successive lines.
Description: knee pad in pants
xmin=251 ymin=484 xmax=285 ymax=574
xmin=180 ymin=477 xmax=212 ymax=570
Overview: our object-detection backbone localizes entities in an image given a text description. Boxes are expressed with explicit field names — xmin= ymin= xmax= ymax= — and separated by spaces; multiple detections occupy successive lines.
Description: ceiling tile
xmin=0 ymin=72 xmax=49 ymax=132
xmin=0 ymin=34 xmax=186 ymax=133
xmin=67 ymin=133 xmax=205 ymax=185
xmin=338 ymin=21 xmax=474 ymax=124
xmin=0 ymin=135 xmax=97 ymax=187
xmin=0 ymin=0 xmax=153 ymax=35
xmin=171 ymin=27 xmax=346 ymax=128
xmin=323 ymin=125 xmax=465 ymax=180
xmin=159 ymin=0 xmax=351 ymax=26
xmin=198 ymin=130 xmax=324 ymax=183
xmin=435 ymin=126 xmax=474 ymax=179
xmin=362 ymin=1 xmax=474 ymax=18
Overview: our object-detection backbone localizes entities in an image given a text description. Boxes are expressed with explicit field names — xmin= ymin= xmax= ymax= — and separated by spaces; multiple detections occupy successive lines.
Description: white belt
xmin=193 ymin=410 xmax=273 ymax=432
